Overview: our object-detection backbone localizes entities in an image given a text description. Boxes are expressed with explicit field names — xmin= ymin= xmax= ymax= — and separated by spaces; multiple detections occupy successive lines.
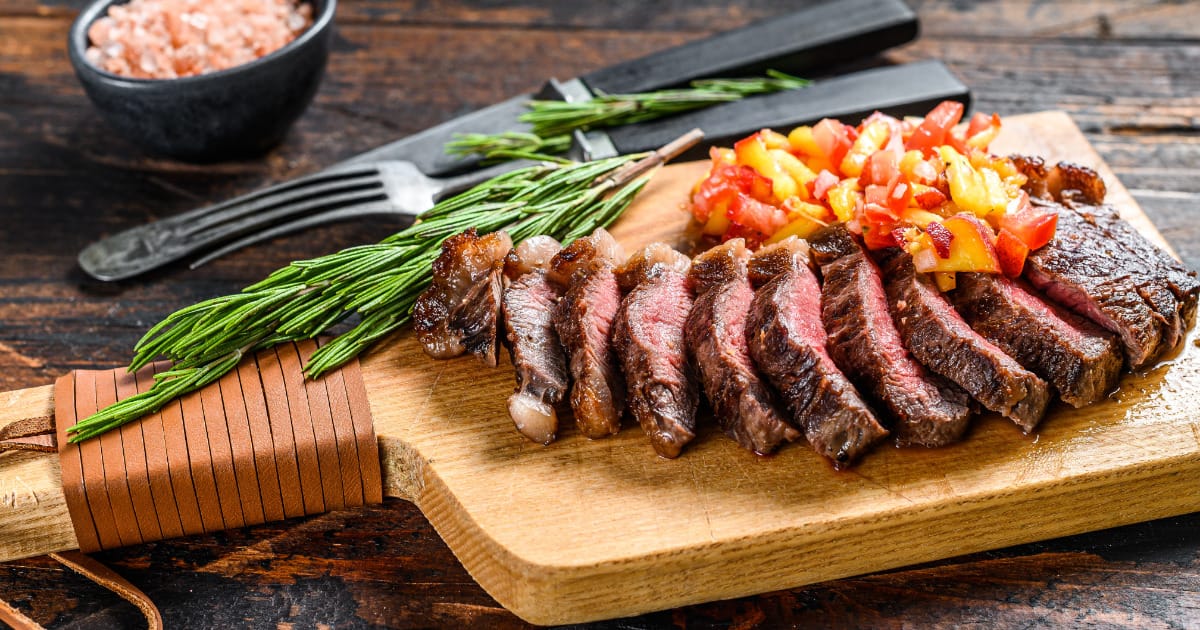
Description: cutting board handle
xmin=0 ymin=384 xmax=55 ymax=447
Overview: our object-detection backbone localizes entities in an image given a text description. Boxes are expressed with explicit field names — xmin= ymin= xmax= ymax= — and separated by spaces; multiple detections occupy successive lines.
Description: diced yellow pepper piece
xmin=701 ymin=203 xmax=731 ymax=235
xmin=900 ymin=207 xmax=944 ymax=228
xmin=760 ymin=129 xmax=791 ymax=150
xmin=898 ymin=150 xmax=929 ymax=181
xmin=827 ymin=180 xmax=862 ymax=223
xmin=769 ymin=149 xmax=817 ymax=200
xmin=735 ymin=133 xmax=797 ymax=203
xmin=711 ymin=147 xmax=737 ymax=165
xmin=767 ymin=212 xmax=826 ymax=243
xmin=787 ymin=125 xmax=821 ymax=156
xmin=785 ymin=199 xmax=831 ymax=223
xmin=981 ymin=167 xmax=1010 ymax=218
xmin=933 ymin=272 xmax=957 ymax=292
xmin=924 ymin=214 xmax=1000 ymax=273
xmin=938 ymin=146 xmax=992 ymax=216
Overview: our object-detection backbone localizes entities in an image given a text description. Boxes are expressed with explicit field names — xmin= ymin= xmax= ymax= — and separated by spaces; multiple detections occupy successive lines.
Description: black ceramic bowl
xmin=68 ymin=0 xmax=335 ymax=162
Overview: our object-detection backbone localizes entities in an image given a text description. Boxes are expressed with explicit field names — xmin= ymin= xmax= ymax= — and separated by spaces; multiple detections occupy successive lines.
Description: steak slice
xmin=809 ymin=226 xmax=972 ymax=447
xmin=685 ymin=239 xmax=798 ymax=455
xmin=878 ymin=249 xmax=1050 ymax=432
xmin=413 ymin=228 xmax=512 ymax=366
xmin=501 ymin=236 xmax=569 ymax=445
xmin=746 ymin=238 xmax=888 ymax=465
xmin=1069 ymin=201 xmax=1198 ymax=347
xmin=1012 ymin=155 xmax=1108 ymax=206
xmin=550 ymin=228 xmax=627 ymax=439
xmin=953 ymin=273 xmax=1122 ymax=408
xmin=612 ymin=243 xmax=698 ymax=458
xmin=1024 ymin=199 xmax=1199 ymax=369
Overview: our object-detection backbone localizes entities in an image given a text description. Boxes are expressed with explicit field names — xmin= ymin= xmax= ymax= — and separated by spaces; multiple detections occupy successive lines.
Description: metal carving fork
xmin=78 ymin=159 xmax=526 ymax=280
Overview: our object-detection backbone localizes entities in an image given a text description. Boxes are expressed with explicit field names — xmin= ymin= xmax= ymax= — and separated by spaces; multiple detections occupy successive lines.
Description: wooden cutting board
xmin=3 ymin=111 xmax=1199 ymax=625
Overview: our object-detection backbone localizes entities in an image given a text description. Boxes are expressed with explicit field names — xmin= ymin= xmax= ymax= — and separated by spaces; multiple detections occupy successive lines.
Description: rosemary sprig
xmin=446 ymin=70 xmax=809 ymax=160
xmin=68 ymin=156 xmax=651 ymax=443
xmin=444 ymin=132 xmax=573 ymax=164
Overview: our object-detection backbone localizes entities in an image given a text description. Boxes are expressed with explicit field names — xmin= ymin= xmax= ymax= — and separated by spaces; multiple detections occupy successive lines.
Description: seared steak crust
xmin=612 ymin=244 xmax=698 ymax=458
xmin=550 ymin=229 xmax=626 ymax=438
xmin=879 ymin=249 xmax=1050 ymax=432
xmin=1024 ymin=200 xmax=1199 ymax=369
xmin=413 ymin=228 xmax=512 ymax=366
xmin=746 ymin=239 xmax=888 ymax=465
xmin=686 ymin=239 xmax=798 ymax=454
xmin=502 ymin=237 xmax=569 ymax=445
xmin=809 ymin=226 xmax=972 ymax=447
xmin=953 ymin=273 xmax=1122 ymax=408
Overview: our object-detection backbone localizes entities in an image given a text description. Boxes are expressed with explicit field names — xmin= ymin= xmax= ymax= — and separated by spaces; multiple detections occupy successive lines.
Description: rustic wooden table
xmin=2 ymin=0 xmax=1199 ymax=627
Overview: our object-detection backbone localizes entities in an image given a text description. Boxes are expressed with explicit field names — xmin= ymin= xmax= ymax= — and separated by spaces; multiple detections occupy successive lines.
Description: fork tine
xmin=182 ymin=188 xmax=392 ymax=251
xmin=181 ymin=169 xmax=383 ymax=236
xmin=188 ymin=201 xmax=404 ymax=269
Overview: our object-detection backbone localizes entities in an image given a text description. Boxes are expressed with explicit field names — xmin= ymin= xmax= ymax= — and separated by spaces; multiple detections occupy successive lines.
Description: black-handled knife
xmin=605 ymin=60 xmax=971 ymax=162
xmin=347 ymin=0 xmax=918 ymax=177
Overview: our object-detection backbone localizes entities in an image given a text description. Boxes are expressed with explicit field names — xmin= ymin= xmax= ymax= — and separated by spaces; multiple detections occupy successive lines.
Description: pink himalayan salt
xmin=84 ymin=0 xmax=313 ymax=79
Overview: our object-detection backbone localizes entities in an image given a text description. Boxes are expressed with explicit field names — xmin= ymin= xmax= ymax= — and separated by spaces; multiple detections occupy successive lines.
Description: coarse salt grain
xmin=85 ymin=0 xmax=313 ymax=79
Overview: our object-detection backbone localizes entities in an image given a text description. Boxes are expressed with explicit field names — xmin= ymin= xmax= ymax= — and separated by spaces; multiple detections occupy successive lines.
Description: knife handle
xmin=604 ymin=60 xmax=971 ymax=161
xmin=582 ymin=0 xmax=919 ymax=94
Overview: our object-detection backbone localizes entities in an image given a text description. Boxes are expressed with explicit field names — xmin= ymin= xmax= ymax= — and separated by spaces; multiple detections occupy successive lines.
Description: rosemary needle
xmin=446 ymin=70 xmax=809 ymax=161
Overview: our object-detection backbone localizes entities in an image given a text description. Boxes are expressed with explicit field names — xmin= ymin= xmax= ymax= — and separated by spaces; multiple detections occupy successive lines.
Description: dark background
xmin=1 ymin=0 xmax=1199 ymax=627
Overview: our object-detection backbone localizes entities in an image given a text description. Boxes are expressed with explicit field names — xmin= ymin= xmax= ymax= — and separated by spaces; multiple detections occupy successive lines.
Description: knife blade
xmin=346 ymin=0 xmax=918 ymax=177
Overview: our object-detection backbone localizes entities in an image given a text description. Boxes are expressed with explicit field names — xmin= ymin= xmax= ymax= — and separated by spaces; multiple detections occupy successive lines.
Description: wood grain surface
xmin=2 ymin=1 xmax=1200 ymax=628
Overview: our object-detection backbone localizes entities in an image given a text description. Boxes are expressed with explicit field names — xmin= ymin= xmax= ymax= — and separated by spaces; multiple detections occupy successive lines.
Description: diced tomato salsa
xmin=687 ymin=101 xmax=1058 ymax=288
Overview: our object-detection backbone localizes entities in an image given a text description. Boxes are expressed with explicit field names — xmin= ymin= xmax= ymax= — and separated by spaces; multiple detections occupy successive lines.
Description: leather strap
xmin=0 ymin=552 xmax=162 ymax=630
xmin=55 ymin=340 xmax=381 ymax=554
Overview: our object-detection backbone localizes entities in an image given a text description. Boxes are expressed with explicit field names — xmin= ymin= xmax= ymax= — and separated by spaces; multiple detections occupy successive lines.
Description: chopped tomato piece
xmin=997 ymin=192 xmax=1058 ymax=250
xmin=840 ymin=120 xmax=891 ymax=177
xmin=813 ymin=118 xmax=854 ymax=168
xmin=727 ymin=192 xmax=789 ymax=236
xmin=885 ymin=172 xmax=913 ymax=213
xmin=995 ymin=228 xmax=1030 ymax=277
xmin=911 ymin=183 xmax=948 ymax=209
xmin=810 ymin=169 xmax=840 ymax=202
xmin=690 ymin=164 xmax=739 ymax=223
xmin=905 ymin=101 xmax=964 ymax=156
xmin=862 ymin=223 xmax=900 ymax=249
xmin=860 ymin=150 xmax=900 ymax=187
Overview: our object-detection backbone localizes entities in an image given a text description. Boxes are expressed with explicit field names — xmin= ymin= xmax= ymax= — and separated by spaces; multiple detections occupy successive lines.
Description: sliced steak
xmin=953 ymin=273 xmax=1122 ymax=407
xmin=878 ymin=249 xmax=1050 ymax=432
xmin=612 ymin=243 xmax=698 ymax=458
xmin=1012 ymin=155 xmax=1108 ymax=206
xmin=1024 ymin=199 xmax=1199 ymax=369
xmin=1071 ymin=201 xmax=1198 ymax=345
xmin=501 ymin=236 xmax=569 ymax=445
xmin=809 ymin=226 xmax=972 ymax=447
xmin=685 ymin=239 xmax=798 ymax=454
xmin=549 ymin=228 xmax=627 ymax=439
xmin=746 ymin=238 xmax=888 ymax=465
xmin=413 ymin=228 xmax=512 ymax=366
